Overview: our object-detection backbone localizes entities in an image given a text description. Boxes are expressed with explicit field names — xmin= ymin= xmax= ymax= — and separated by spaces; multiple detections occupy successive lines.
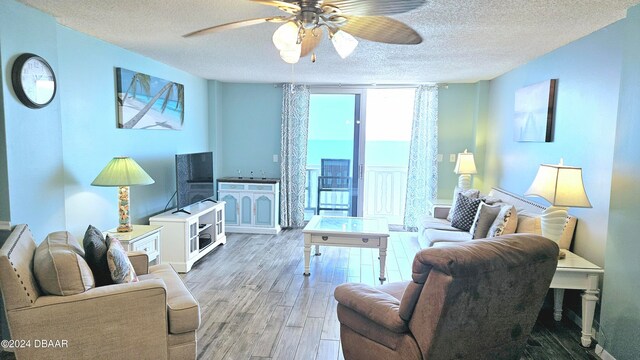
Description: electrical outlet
xmin=450 ymin=154 xmax=456 ymax=162
xmin=437 ymin=154 xmax=443 ymax=162
xmin=272 ymin=154 xmax=279 ymax=163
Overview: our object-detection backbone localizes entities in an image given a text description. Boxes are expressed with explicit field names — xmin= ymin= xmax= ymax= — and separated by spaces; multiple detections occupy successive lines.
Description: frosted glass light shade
xmin=331 ymin=30 xmax=358 ymax=59
xmin=91 ymin=157 xmax=154 ymax=186
xmin=280 ymin=44 xmax=302 ymax=64
xmin=454 ymin=149 xmax=477 ymax=175
xmin=525 ymin=161 xmax=591 ymax=208
xmin=273 ymin=21 xmax=300 ymax=50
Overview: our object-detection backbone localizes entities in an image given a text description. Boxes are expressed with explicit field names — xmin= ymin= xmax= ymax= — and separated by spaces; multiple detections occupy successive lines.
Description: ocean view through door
xmin=305 ymin=88 xmax=415 ymax=225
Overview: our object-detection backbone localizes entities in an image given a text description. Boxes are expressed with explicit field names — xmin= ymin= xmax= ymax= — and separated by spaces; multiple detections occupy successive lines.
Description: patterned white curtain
xmin=280 ymin=84 xmax=310 ymax=228
xmin=403 ymin=85 xmax=439 ymax=230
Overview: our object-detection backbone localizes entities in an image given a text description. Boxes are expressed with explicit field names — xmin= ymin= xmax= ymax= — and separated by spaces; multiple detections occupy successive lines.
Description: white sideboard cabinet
xmin=217 ymin=178 xmax=281 ymax=234
xmin=149 ymin=201 xmax=225 ymax=273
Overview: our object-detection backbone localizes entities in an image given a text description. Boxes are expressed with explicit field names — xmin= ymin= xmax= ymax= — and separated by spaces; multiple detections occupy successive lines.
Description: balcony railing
xmin=304 ymin=165 xmax=408 ymax=225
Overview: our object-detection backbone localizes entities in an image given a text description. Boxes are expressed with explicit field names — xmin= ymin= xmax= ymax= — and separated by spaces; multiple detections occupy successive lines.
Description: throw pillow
xmin=83 ymin=225 xmax=113 ymax=287
xmin=447 ymin=187 xmax=481 ymax=222
xmin=516 ymin=210 xmax=542 ymax=235
xmin=106 ymin=235 xmax=139 ymax=283
xmin=450 ymin=193 xmax=484 ymax=232
xmin=469 ymin=202 xmax=502 ymax=239
xmin=33 ymin=231 xmax=95 ymax=296
xmin=487 ymin=205 xmax=518 ymax=238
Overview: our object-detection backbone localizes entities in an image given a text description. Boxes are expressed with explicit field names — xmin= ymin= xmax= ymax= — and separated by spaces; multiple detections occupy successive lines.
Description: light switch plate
xmin=273 ymin=154 xmax=279 ymax=163
xmin=437 ymin=154 xmax=443 ymax=162
xmin=450 ymin=154 xmax=456 ymax=162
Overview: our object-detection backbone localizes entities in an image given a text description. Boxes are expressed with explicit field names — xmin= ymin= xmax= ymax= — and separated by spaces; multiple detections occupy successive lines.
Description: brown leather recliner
xmin=335 ymin=234 xmax=559 ymax=360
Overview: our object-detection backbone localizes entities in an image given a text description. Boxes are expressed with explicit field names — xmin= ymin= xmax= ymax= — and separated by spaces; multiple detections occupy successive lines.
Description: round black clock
xmin=11 ymin=53 xmax=57 ymax=109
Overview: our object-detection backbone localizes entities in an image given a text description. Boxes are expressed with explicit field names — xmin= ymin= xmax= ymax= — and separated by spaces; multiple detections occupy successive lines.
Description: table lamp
xmin=525 ymin=159 xmax=591 ymax=256
xmin=454 ymin=149 xmax=477 ymax=191
xmin=91 ymin=156 xmax=154 ymax=232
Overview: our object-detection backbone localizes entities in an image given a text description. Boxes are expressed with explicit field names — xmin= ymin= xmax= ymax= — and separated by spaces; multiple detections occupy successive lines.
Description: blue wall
xmin=601 ymin=4 xmax=640 ymax=358
xmin=216 ymin=83 xmax=283 ymax=179
xmin=0 ymin=1 xmax=66 ymax=239
xmin=0 ymin=0 xmax=210 ymax=240
xmin=483 ymin=20 xmax=624 ymax=266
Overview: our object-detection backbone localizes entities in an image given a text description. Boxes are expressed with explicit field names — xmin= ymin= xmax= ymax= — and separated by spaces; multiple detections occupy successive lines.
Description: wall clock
xmin=11 ymin=53 xmax=57 ymax=109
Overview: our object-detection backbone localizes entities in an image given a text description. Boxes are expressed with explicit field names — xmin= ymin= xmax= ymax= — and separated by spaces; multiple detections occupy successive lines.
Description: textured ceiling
xmin=17 ymin=0 xmax=640 ymax=84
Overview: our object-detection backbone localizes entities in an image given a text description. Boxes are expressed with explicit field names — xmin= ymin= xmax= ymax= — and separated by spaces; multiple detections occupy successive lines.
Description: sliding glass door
xmin=304 ymin=88 xmax=415 ymax=225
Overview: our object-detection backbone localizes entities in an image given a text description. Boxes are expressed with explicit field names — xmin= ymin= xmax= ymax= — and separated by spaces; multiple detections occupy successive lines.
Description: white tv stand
xmin=149 ymin=201 xmax=225 ymax=273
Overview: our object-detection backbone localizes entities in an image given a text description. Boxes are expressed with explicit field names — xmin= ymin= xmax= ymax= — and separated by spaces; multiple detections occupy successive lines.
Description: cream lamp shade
xmin=92 ymin=157 xmax=154 ymax=232
xmin=454 ymin=149 xmax=477 ymax=190
xmin=525 ymin=159 xmax=591 ymax=254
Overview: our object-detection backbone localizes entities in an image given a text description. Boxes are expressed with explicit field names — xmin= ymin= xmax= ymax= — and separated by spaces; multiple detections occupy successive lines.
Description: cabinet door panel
xmin=255 ymin=194 xmax=274 ymax=227
xmin=221 ymin=193 xmax=239 ymax=225
xmin=241 ymin=195 xmax=253 ymax=225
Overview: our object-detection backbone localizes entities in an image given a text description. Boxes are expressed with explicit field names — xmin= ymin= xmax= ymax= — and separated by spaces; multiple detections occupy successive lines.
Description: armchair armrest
xmin=433 ymin=205 xmax=451 ymax=219
xmin=128 ymin=250 xmax=149 ymax=275
xmin=7 ymin=279 xmax=169 ymax=359
xmin=334 ymin=283 xmax=408 ymax=333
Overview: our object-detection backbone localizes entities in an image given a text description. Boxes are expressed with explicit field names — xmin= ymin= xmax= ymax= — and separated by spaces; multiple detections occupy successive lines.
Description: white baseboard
xmin=565 ymin=308 xmax=599 ymax=342
xmin=595 ymin=345 xmax=616 ymax=360
xmin=0 ymin=221 xmax=10 ymax=230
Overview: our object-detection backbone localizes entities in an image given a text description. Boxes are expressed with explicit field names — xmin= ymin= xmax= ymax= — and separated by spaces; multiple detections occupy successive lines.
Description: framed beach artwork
xmin=513 ymin=79 xmax=557 ymax=142
xmin=115 ymin=68 xmax=184 ymax=130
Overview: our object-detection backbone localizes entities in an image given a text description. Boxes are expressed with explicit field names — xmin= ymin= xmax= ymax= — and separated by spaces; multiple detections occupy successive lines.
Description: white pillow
xmin=487 ymin=204 xmax=518 ymax=238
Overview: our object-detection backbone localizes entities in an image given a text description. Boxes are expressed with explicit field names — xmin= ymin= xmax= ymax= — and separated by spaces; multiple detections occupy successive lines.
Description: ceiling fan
xmin=183 ymin=0 xmax=426 ymax=64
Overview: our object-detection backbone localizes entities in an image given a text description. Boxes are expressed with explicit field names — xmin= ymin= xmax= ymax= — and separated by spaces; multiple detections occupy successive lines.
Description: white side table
xmin=550 ymin=250 xmax=604 ymax=347
xmin=104 ymin=225 xmax=163 ymax=264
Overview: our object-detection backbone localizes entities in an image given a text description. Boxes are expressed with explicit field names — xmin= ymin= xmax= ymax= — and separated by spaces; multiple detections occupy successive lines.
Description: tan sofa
xmin=0 ymin=224 xmax=200 ymax=359
xmin=418 ymin=187 xmax=577 ymax=249
xmin=335 ymin=233 xmax=559 ymax=360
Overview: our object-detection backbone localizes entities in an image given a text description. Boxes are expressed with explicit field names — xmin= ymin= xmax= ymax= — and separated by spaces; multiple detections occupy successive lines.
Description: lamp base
xmin=117 ymin=186 xmax=133 ymax=233
xmin=540 ymin=205 xmax=568 ymax=256
xmin=457 ymin=174 xmax=472 ymax=191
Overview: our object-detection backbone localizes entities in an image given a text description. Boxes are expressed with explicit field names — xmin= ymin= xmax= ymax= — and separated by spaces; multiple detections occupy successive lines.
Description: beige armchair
xmin=0 ymin=224 xmax=199 ymax=359
xmin=335 ymin=233 xmax=559 ymax=360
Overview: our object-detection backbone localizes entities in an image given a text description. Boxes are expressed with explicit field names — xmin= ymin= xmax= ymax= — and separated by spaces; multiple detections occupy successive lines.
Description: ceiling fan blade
xmin=300 ymin=27 xmax=324 ymax=57
xmin=249 ymin=0 xmax=301 ymax=13
xmin=325 ymin=0 xmax=425 ymax=16
xmin=340 ymin=16 xmax=422 ymax=44
xmin=183 ymin=16 xmax=290 ymax=37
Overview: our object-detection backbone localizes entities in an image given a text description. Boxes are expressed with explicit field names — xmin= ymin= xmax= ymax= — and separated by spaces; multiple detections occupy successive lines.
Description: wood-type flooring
xmin=0 ymin=229 xmax=601 ymax=360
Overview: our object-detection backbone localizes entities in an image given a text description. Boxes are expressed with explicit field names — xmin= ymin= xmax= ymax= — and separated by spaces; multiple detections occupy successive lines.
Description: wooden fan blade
xmin=301 ymin=28 xmax=324 ymax=57
xmin=325 ymin=0 xmax=425 ymax=16
xmin=341 ymin=16 xmax=422 ymax=44
xmin=250 ymin=0 xmax=301 ymax=12
xmin=183 ymin=16 xmax=290 ymax=37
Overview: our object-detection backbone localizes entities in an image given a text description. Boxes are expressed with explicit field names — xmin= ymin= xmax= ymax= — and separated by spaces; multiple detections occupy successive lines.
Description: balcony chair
xmin=317 ymin=158 xmax=353 ymax=215
xmin=334 ymin=233 xmax=559 ymax=360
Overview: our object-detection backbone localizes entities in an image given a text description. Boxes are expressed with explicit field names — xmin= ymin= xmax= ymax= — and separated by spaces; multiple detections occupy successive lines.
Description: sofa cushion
xmin=425 ymin=229 xmax=472 ymax=246
xmin=516 ymin=211 xmax=543 ymax=235
xmin=83 ymin=225 xmax=113 ymax=287
xmin=419 ymin=215 xmax=458 ymax=232
xmin=33 ymin=231 xmax=95 ymax=296
xmin=140 ymin=264 xmax=200 ymax=334
xmin=447 ymin=187 xmax=480 ymax=222
xmin=487 ymin=205 xmax=518 ymax=238
xmin=450 ymin=193 xmax=483 ymax=231
xmin=106 ymin=236 xmax=139 ymax=283
xmin=470 ymin=202 xmax=502 ymax=239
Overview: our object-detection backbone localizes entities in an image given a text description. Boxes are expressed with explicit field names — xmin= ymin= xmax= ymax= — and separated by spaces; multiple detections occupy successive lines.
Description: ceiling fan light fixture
xmin=273 ymin=21 xmax=300 ymax=50
xmin=331 ymin=30 xmax=358 ymax=59
xmin=280 ymin=43 xmax=302 ymax=64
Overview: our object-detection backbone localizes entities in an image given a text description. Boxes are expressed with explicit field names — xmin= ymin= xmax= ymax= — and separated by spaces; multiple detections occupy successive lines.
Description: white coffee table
xmin=550 ymin=250 xmax=604 ymax=347
xmin=303 ymin=216 xmax=390 ymax=281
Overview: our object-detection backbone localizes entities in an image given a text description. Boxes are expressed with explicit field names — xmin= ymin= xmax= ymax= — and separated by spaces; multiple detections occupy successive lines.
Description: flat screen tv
xmin=175 ymin=151 xmax=215 ymax=213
